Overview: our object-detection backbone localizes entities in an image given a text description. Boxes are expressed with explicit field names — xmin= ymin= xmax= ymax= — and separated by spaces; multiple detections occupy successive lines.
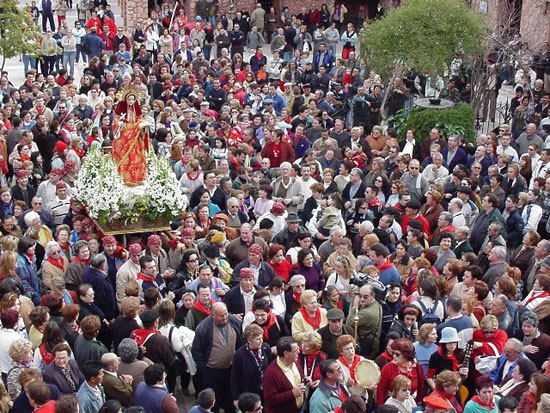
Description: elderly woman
xmin=291 ymin=289 xmax=328 ymax=345
xmin=6 ymin=339 xmax=33 ymax=399
xmin=28 ymin=306 xmax=50 ymax=350
xmin=285 ymin=274 xmax=306 ymax=321
xmin=384 ymin=374 xmax=417 ymax=413
xmin=389 ymin=305 xmax=421 ymax=342
xmin=295 ymin=330 xmax=326 ymax=396
xmin=233 ymin=244 xmax=276 ymax=288
xmin=377 ymin=338 xmax=425 ymax=406
xmin=43 ymin=343 xmax=85 ymax=395
xmin=514 ymin=312 xmax=550 ymax=369
xmin=230 ymin=324 xmax=272 ymax=405
xmin=41 ymin=241 xmax=68 ymax=291
xmin=250 ymin=298 xmax=289 ymax=351
xmin=294 ymin=248 xmax=325 ymax=292
xmin=15 ymin=237 xmax=41 ymax=305
xmin=117 ymin=338 xmax=152 ymax=391
xmin=471 ymin=315 xmax=507 ymax=368
xmin=335 ymin=335 xmax=367 ymax=399
xmin=428 ymin=370 xmax=463 ymax=413
xmin=64 ymin=240 xmax=90 ymax=291
xmin=496 ymin=358 xmax=538 ymax=400
xmin=23 ymin=211 xmax=53 ymax=248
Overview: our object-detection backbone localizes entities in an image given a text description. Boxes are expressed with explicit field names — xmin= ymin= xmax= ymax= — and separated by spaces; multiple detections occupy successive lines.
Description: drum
xmin=354 ymin=359 xmax=381 ymax=389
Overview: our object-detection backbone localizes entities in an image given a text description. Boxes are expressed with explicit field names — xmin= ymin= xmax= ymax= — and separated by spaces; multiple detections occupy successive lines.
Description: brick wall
xmin=121 ymin=0 xmax=148 ymax=34
xmin=519 ymin=0 xmax=550 ymax=49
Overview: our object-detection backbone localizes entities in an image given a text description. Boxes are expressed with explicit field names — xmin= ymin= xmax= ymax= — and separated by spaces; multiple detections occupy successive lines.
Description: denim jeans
xmin=22 ymin=55 xmax=37 ymax=75
xmin=76 ymin=44 xmax=87 ymax=63
xmin=63 ymin=51 xmax=76 ymax=77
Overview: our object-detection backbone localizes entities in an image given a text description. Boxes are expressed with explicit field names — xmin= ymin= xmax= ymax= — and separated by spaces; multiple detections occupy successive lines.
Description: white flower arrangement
xmin=73 ymin=147 xmax=187 ymax=225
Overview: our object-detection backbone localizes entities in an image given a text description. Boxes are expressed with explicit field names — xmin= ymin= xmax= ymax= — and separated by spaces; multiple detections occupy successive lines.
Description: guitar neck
xmin=461 ymin=340 xmax=474 ymax=368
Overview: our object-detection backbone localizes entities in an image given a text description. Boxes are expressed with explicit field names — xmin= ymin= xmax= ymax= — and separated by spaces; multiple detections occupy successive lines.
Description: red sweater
xmin=377 ymin=361 xmax=424 ymax=406
xmin=263 ymin=359 xmax=304 ymax=413
xmin=400 ymin=213 xmax=432 ymax=243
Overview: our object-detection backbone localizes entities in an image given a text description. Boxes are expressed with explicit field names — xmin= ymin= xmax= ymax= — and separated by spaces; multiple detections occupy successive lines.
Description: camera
xmin=349 ymin=272 xmax=387 ymax=302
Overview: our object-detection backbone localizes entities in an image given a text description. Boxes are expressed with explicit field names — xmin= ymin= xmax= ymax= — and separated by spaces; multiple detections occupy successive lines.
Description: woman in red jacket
xmin=260 ymin=130 xmax=295 ymax=168
xmin=377 ymin=338 xmax=425 ymax=406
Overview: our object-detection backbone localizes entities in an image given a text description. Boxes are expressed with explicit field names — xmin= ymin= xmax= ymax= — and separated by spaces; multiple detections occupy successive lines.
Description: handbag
xmin=475 ymin=355 xmax=499 ymax=375
xmin=474 ymin=342 xmax=500 ymax=375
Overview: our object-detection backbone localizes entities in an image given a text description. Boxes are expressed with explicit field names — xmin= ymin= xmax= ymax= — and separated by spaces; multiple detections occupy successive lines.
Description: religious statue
xmin=112 ymin=87 xmax=151 ymax=185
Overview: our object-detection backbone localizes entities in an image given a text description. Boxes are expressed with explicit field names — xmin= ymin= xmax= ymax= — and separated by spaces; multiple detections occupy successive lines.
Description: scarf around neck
xmin=300 ymin=307 xmax=321 ymax=329
xmin=46 ymin=256 xmax=65 ymax=270
xmin=337 ymin=355 xmax=361 ymax=385
xmin=193 ymin=299 xmax=215 ymax=316
xmin=131 ymin=327 xmax=161 ymax=346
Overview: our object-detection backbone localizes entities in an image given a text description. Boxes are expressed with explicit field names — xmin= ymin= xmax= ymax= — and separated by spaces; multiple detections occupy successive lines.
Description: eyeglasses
xmin=360 ymin=294 xmax=373 ymax=299
xmin=409 ymin=166 xmax=419 ymax=170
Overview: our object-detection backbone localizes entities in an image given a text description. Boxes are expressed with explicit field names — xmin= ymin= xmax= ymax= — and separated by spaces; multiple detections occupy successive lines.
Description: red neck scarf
xmin=259 ymin=311 xmax=277 ymax=340
xmin=72 ymin=257 xmax=89 ymax=264
xmin=438 ymin=346 xmax=459 ymax=371
xmin=137 ymin=272 xmax=156 ymax=282
xmin=337 ymin=355 xmax=361 ymax=385
xmin=46 ymin=256 xmax=65 ymax=270
xmin=193 ymin=299 xmax=215 ymax=316
xmin=376 ymin=259 xmax=393 ymax=272
xmin=26 ymin=253 xmax=35 ymax=262
xmin=131 ymin=328 xmax=161 ymax=346
xmin=471 ymin=395 xmax=495 ymax=410
xmin=39 ymin=344 xmax=54 ymax=365
xmin=293 ymin=291 xmax=301 ymax=304
xmin=186 ymin=171 xmax=200 ymax=181
xmin=524 ymin=291 xmax=549 ymax=307
xmin=300 ymin=307 xmax=321 ymax=329
xmin=73 ymin=147 xmax=85 ymax=158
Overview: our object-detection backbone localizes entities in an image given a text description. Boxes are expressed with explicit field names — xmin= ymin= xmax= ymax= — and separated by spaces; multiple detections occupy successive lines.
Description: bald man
xmin=101 ymin=352 xmax=134 ymax=407
xmin=191 ymin=302 xmax=243 ymax=413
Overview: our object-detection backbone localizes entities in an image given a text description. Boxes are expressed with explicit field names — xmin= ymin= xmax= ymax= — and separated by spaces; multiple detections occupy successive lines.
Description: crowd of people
xmin=1 ymin=0 xmax=550 ymax=413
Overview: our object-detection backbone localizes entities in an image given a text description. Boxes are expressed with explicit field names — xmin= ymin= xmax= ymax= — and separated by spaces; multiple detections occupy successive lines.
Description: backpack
xmin=416 ymin=299 xmax=442 ymax=326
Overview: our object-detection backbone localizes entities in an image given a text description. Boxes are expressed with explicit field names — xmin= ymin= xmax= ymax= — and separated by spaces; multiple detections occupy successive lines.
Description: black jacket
xmin=191 ymin=315 xmax=243 ymax=371
xmin=223 ymin=284 xmax=260 ymax=315
xmin=230 ymin=342 xmax=272 ymax=399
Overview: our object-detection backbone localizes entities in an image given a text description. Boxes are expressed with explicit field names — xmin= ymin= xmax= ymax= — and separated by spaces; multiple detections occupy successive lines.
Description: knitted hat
xmin=240 ymin=268 xmax=255 ymax=279
xmin=50 ymin=167 xmax=65 ymax=176
xmin=248 ymin=244 xmax=262 ymax=256
xmin=55 ymin=181 xmax=67 ymax=190
xmin=213 ymin=213 xmax=229 ymax=224
xmin=182 ymin=228 xmax=195 ymax=237
xmin=147 ymin=234 xmax=162 ymax=246
xmin=210 ymin=231 xmax=226 ymax=246
xmin=128 ymin=243 xmax=142 ymax=255
xmin=15 ymin=170 xmax=28 ymax=179
xmin=270 ymin=202 xmax=286 ymax=215
xmin=102 ymin=235 xmax=116 ymax=245
xmin=55 ymin=141 xmax=68 ymax=153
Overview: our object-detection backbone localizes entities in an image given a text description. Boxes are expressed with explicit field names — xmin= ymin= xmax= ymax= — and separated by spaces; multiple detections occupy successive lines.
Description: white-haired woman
xmin=41 ymin=241 xmax=68 ymax=291
xmin=24 ymin=211 xmax=53 ymax=248
xmin=6 ymin=339 xmax=33 ymax=399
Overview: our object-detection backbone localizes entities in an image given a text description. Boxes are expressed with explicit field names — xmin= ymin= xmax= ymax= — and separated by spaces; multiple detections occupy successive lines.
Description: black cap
xmin=203 ymin=244 xmax=220 ymax=258
xmin=405 ymin=200 xmax=421 ymax=209
xmin=140 ymin=310 xmax=159 ymax=324
xmin=456 ymin=185 xmax=472 ymax=195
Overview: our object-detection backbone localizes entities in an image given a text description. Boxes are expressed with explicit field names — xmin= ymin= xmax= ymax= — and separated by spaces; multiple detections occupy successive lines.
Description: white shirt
xmin=522 ymin=203 xmax=543 ymax=233
xmin=241 ymin=288 xmax=255 ymax=314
